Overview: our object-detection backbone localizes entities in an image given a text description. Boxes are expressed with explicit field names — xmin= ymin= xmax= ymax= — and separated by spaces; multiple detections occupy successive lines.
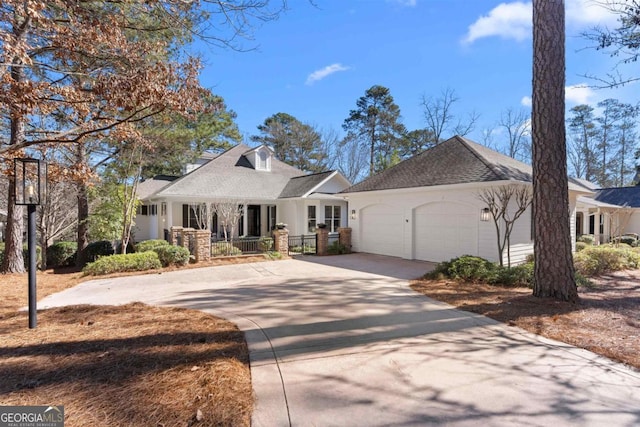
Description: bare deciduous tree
xmin=478 ymin=185 xmax=532 ymax=267
xmin=498 ymin=108 xmax=531 ymax=162
xmin=420 ymin=87 xmax=478 ymax=143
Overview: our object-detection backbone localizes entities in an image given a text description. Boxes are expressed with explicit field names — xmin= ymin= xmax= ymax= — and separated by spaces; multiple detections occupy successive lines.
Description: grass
xmin=0 ymin=256 xmax=274 ymax=426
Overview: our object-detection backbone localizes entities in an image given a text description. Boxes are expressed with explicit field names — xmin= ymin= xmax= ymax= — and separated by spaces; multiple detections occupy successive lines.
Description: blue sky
xmin=194 ymin=0 xmax=637 ymax=147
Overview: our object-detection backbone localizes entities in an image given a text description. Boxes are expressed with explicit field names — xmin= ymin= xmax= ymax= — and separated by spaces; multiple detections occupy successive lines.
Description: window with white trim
xmin=324 ymin=205 xmax=341 ymax=232
xmin=308 ymin=205 xmax=317 ymax=232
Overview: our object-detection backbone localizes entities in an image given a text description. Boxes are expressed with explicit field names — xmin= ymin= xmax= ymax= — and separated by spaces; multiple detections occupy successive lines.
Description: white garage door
xmin=360 ymin=204 xmax=404 ymax=257
xmin=414 ymin=202 xmax=478 ymax=262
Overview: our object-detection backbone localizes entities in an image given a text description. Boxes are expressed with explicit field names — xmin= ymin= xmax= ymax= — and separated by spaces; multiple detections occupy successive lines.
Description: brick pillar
xmin=316 ymin=228 xmax=329 ymax=256
xmin=338 ymin=227 xmax=352 ymax=253
xmin=273 ymin=228 xmax=289 ymax=254
xmin=169 ymin=226 xmax=183 ymax=245
xmin=195 ymin=230 xmax=211 ymax=262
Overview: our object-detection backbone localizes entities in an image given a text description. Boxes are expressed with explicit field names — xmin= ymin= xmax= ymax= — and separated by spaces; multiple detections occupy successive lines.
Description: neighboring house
xmin=134 ymin=144 xmax=350 ymax=242
xmin=576 ymin=186 xmax=640 ymax=244
xmin=0 ymin=209 xmax=6 ymax=242
xmin=341 ymin=135 xmax=593 ymax=264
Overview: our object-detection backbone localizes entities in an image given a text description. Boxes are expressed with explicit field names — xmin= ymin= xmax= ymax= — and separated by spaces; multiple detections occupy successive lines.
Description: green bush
xmin=154 ymin=245 xmax=190 ymax=267
xmin=136 ymin=239 xmax=170 ymax=253
xmin=0 ymin=243 xmax=42 ymax=269
xmin=47 ymin=241 xmax=77 ymax=268
xmin=84 ymin=240 xmax=115 ymax=263
xmin=493 ymin=263 xmax=534 ymax=288
xmin=574 ymin=246 xmax=640 ymax=276
xmin=266 ymin=251 xmax=283 ymax=260
xmin=82 ymin=251 xmax=161 ymax=276
xmin=258 ymin=236 xmax=274 ymax=252
xmin=577 ymin=234 xmax=595 ymax=245
xmin=447 ymin=255 xmax=498 ymax=282
xmin=211 ymin=241 xmax=242 ymax=256
xmin=612 ymin=235 xmax=637 ymax=247
xmin=575 ymin=241 xmax=588 ymax=252
xmin=327 ymin=241 xmax=349 ymax=255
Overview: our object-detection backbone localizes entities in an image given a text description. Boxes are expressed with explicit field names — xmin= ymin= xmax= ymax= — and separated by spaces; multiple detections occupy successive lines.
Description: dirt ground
xmin=0 ymin=255 xmax=273 ymax=427
xmin=411 ymin=270 xmax=640 ymax=370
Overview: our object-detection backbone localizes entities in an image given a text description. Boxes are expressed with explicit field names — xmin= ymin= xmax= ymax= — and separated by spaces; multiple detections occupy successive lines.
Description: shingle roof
xmin=153 ymin=143 xmax=304 ymax=200
xmin=279 ymin=171 xmax=335 ymax=198
xmin=342 ymin=135 xmax=591 ymax=193
xmin=137 ymin=175 xmax=177 ymax=200
xmin=594 ymin=187 xmax=640 ymax=208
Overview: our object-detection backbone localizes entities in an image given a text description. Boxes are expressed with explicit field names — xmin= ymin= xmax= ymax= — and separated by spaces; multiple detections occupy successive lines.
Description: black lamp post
xmin=14 ymin=158 xmax=45 ymax=329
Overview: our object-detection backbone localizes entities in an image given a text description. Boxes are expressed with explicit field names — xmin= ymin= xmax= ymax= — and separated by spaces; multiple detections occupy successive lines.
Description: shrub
xmin=47 ymin=241 xmax=77 ymax=268
xmin=575 ymin=241 xmax=588 ymax=252
xmin=612 ymin=235 xmax=638 ymax=247
xmin=327 ymin=241 xmax=349 ymax=255
xmin=446 ymin=255 xmax=498 ymax=282
xmin=82 ymin=251 xmax=161 ymax=276
xmin=258 ymin=236 xmax=274 ymax=252
xmin=136 ymin=239 xmax=170 ymax=253
xmin=84 ymin=240 xmax=115 ymax=263
xmin=265 ymin=251 xmax=282 ymax=260
xmin=574 ymin=246 xmax=640 ymax=276
xmin=154 ymin=245 xmax=190 ymax=267
xmin=577 ymin=234 xmax=595 ymax=245
xmin=493 ymin=263 xmax=534 ymax=288
xmin=211 ymin=241 xmax=242 ymax=256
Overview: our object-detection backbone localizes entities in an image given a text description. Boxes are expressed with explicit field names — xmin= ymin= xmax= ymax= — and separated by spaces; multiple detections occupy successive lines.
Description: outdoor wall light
xmin=14 ymin=158 xmax=46 ymax=329
xmin=351 ymin=209 xmax=356 ymax=220
xmin=481 ymin=207 xmax=491 ymax=222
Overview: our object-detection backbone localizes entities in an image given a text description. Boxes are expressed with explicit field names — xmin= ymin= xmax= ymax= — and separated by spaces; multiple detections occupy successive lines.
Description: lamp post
xmin=14 ymin=158 xmax=45 ymax=329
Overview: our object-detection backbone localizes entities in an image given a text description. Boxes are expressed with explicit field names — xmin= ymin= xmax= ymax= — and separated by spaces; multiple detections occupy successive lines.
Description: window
xmin=257 ymin=150 xmax=270 ymax=171
xmin=308 ymin=205 xmax=317 ymax=232
xmin=161 ymin=202 xmax=167 ymax=216
xmin=268 ymin=206 xmax=277 ymax=231
xmin=137 ymin=205 xmax=156 ymax=216
xmin=182 ymin=204 xmax=203 ymax=229
xmin=324 ymin=205 xmax=341 ymax=232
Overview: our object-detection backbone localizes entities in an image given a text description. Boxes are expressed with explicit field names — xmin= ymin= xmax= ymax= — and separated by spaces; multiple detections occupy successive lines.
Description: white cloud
xmin=521 ymin=96 xmax=532 ymax=107
xmin=463 ymin=2 xmax=531 ymax=45
xmin=463 ymin=0 xmax=618 ymax=45
xmin=305 ymin=63 xmax=350 ymax=85
xmin=565 ymin=84 xmax=595 ymax=105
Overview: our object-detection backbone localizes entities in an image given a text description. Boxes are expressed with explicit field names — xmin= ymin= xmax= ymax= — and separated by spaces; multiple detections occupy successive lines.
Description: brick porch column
xmin=316 ymin=228 xmax=329 ymax=255
xmin=169 ymin=226 xmax=183 ymax=245
xmin=194 ymin=229 xmax=211 ymax=262
xmin=273 ymin=228 xmax=289 ymax=254
xmin=338 ymin=227 xmax=352 ymax=253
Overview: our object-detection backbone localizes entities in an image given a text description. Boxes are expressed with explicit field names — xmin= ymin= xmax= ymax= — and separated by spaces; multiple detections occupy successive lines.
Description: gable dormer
xmin=244 ymin=145 xmax=274 ymax=172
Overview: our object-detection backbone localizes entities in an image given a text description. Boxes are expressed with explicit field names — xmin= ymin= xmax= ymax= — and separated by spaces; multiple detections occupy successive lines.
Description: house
xmin=341 ymin=135 xmax=593 ymax=264
xmin=575 ymin=186 xmax=640 ymax=244
xmin=134 ymin=143 xmax=350 ymax=242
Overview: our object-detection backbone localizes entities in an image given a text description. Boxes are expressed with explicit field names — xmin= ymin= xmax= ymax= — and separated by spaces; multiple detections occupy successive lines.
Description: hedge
xmin=425 ymin=255 xmax=534 ymax=288
xmin=573 ymin=246 xmax=640 ymax=276
xmin=154 ymin=245 xmax=190 ymax=267
xmin=84 ymin=240 xmax=115 ymax=263
xmin=82 ymin=251 xmax=161 ymax=276
xmin=136 ymin=239 xmax=170 ymax=253
xmin=47 ymin=241 xmax=77 ymax=268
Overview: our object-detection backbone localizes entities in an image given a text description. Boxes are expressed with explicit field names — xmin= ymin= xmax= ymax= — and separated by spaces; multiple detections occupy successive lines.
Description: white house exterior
xmin=341 ymin=136 xmax=592 ymax=264
xmin=575 ymin=186 xmax=640 ymax=243
xmin=134 ymin=144 xmax=350 ymax=242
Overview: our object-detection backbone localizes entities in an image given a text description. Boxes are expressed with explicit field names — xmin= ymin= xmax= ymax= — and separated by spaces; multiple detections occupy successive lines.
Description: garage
xmin=360 ymin=204 xmax=404 ymax=257
xmin=414 ymin=202 xmax=479 ymax=262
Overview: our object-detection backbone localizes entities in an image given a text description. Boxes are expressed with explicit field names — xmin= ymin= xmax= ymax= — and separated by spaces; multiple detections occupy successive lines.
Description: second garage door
xmin=414 ymin=202 xmax=478 ymax=262
xmin=360 ymin=204 xmax=404 ymax=257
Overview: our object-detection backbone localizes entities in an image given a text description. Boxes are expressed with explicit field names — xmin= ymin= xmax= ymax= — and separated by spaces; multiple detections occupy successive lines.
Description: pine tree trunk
xmin=76 ymin=145 xmax=90 ymax=267
xmin=532 ymin=0 xmax=578 ymax=301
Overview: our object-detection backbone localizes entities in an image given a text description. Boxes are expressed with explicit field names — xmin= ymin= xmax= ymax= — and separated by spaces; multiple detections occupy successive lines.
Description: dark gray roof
xmin=137 ymin=175 xmax=177 ymax=200
xmin=342 ymin=135 xmax=591 ymax=194
xmin=153 ymin=143 xmax=304 ymax=200
xmin=342 ymin=136 xmax=532 ymax=193
xmin=279 ymin=171 xmax=335 ymax=198
xmin=594 ymin=187 xmax=640 ymax=208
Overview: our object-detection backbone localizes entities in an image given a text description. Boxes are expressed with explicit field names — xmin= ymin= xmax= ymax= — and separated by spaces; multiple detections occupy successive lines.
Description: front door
xmin=248 ymin=205 xmax=261 ymax=236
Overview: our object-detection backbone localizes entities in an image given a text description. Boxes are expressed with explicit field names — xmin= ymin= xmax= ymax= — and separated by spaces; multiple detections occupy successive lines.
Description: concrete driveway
xmin=40 ymin=253 xmax=640 ymax=426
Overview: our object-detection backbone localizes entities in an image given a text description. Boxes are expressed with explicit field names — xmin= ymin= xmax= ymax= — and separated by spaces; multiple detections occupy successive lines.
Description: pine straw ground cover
xmin=411 ymin=269 xmax=640 ymax=370
xmin=0 ymin=257 xmax=270 ymax=427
